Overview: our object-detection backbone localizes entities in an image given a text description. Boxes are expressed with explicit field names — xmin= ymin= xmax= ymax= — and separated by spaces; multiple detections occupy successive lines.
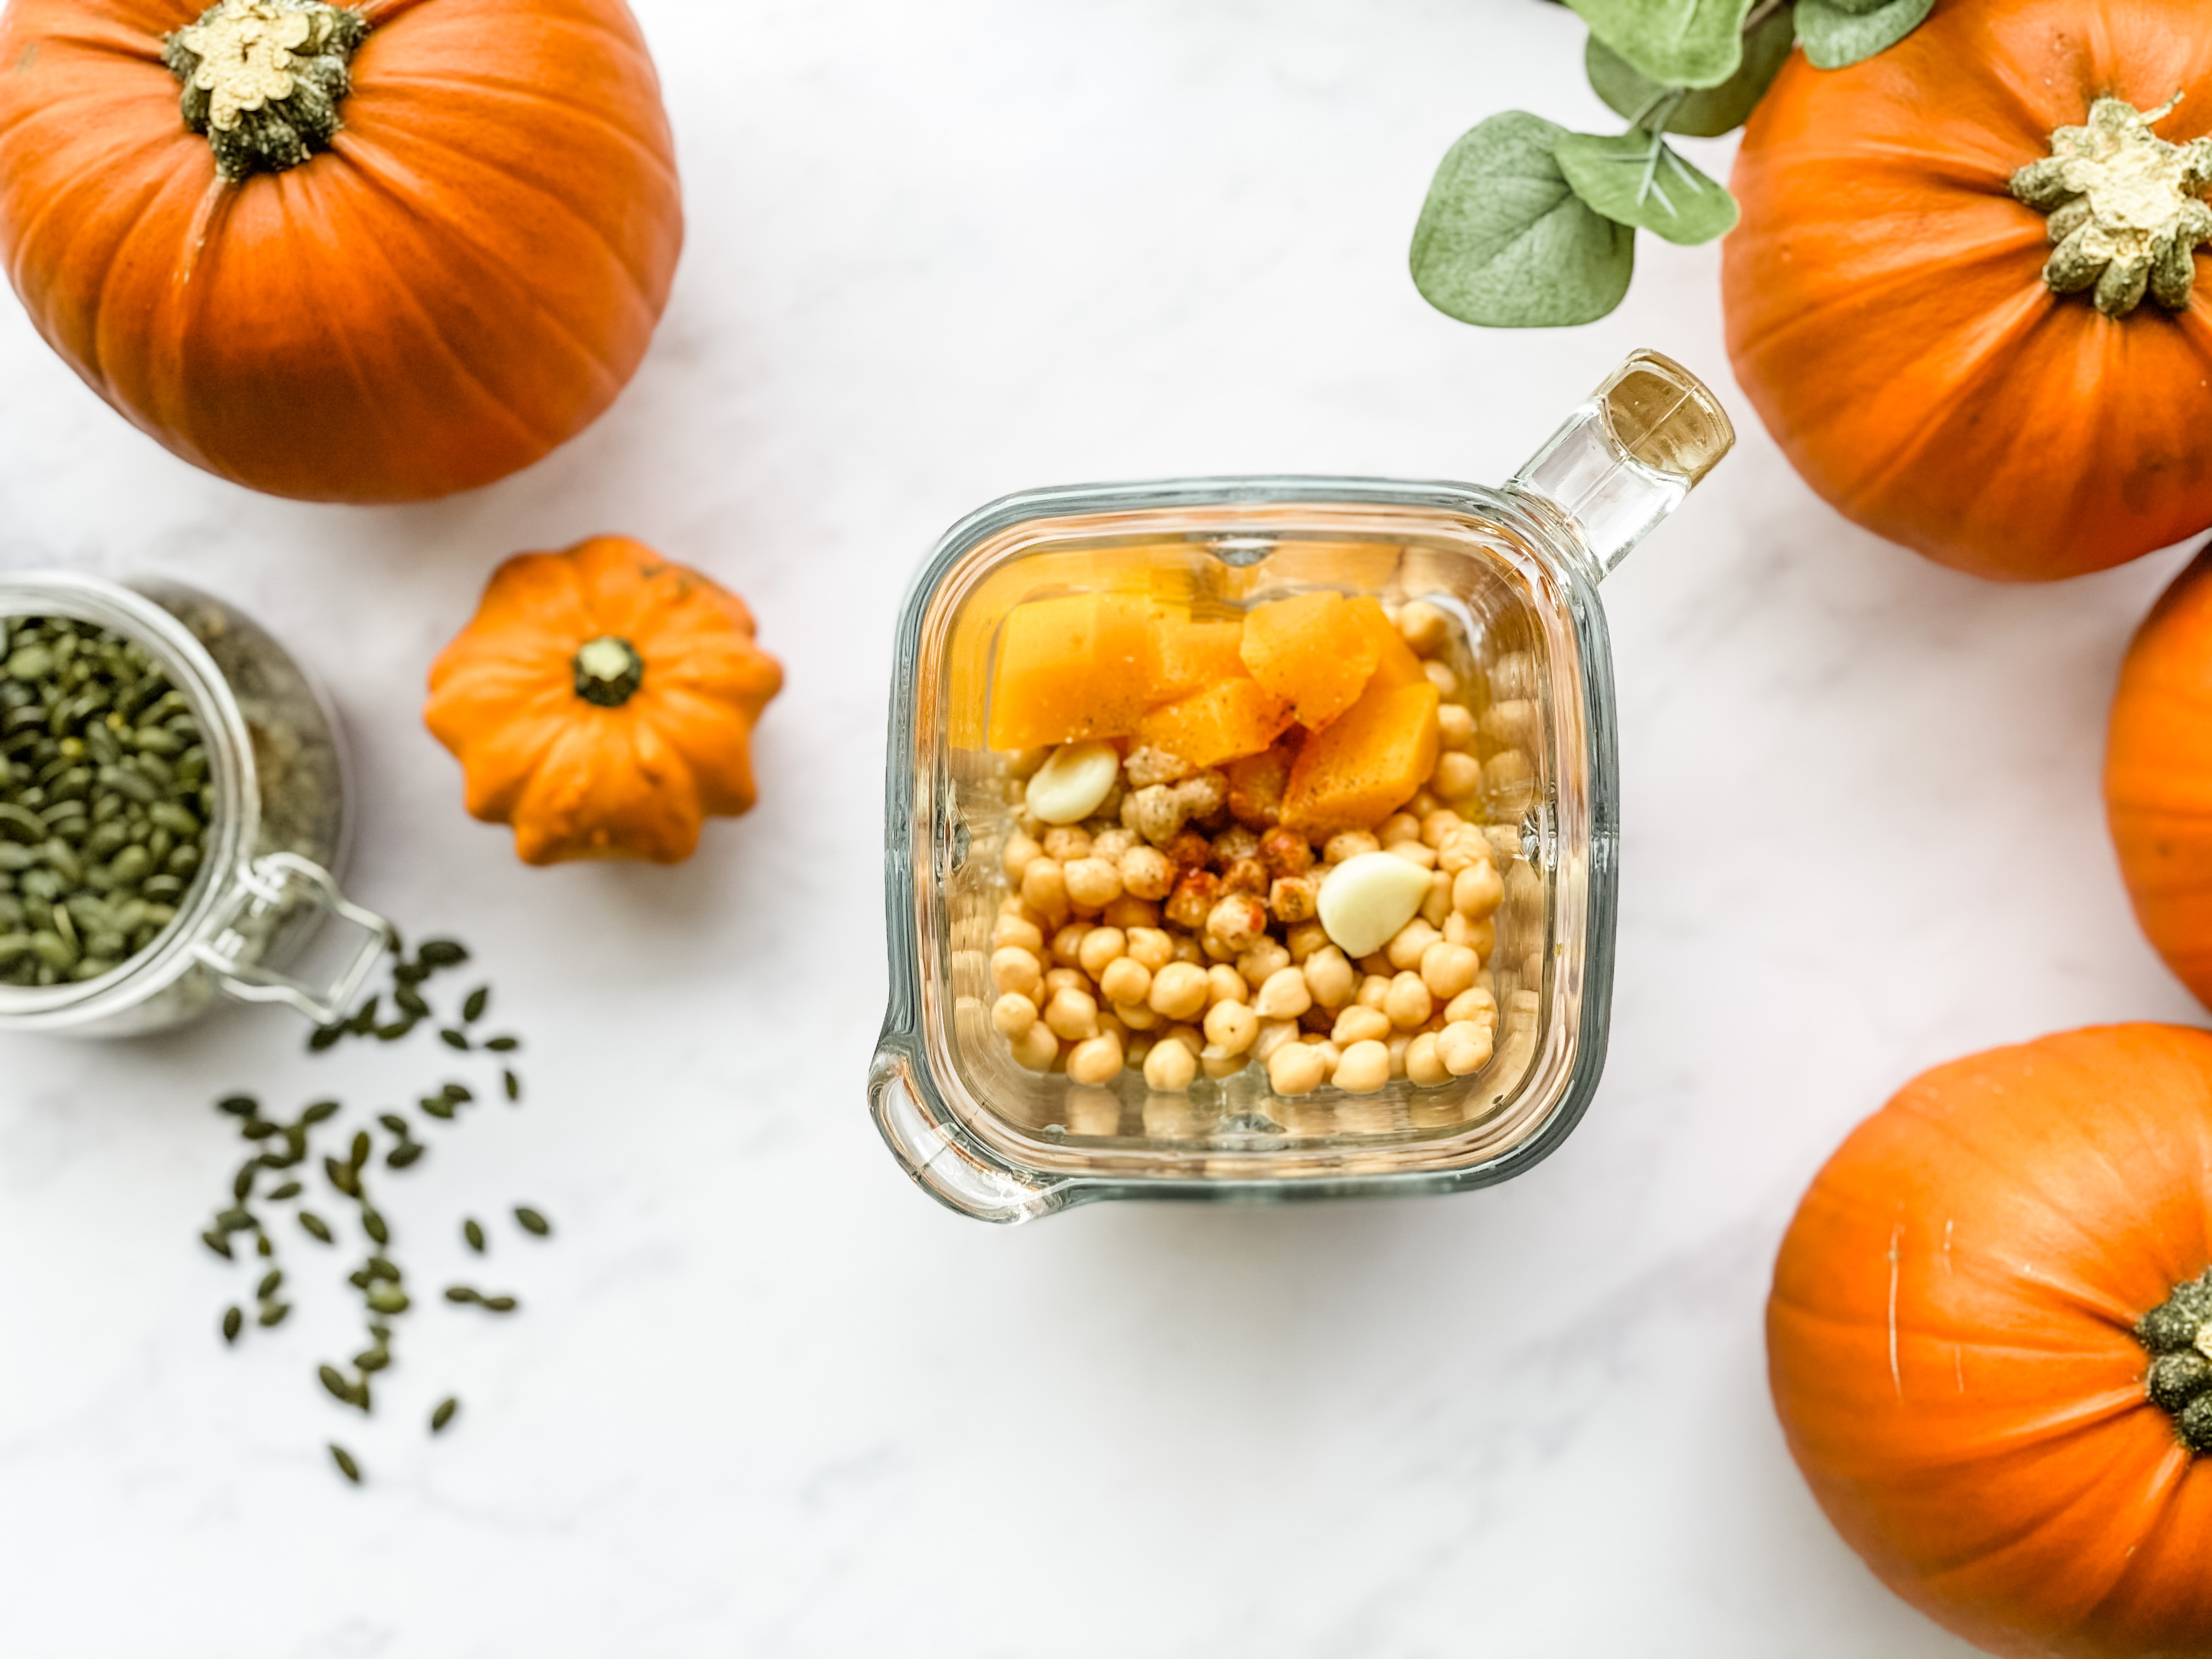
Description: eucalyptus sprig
xmin=1410 ymin=0 xmax=1933 ymax=326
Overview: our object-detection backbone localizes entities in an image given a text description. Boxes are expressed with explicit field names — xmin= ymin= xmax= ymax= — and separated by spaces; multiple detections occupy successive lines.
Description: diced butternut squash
xmin=1359 ymin=601 xmax=1430 ymax=693
xmin=1136 ymin=676 xmax=1293 ymax=769
xmin=988 ymin=592 xmax=1157 ymax=751
xmin=1148 ymin=609 xmax=1249 ymax=703
xmin=1283 ymin=681 xmax=1441 ymax=833
xmin=1240 ymin=592 xmax=1384 ymax=729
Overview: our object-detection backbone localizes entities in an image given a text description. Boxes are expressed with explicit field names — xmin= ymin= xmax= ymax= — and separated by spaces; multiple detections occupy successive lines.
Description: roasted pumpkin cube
xmin=1240 ymin=592 xmax=1385 ymax=729
xmin=1136 ymin=676 xmax=1293 ymax=769
xmin=988 ymin=592 xmax=1157 ymax=751
xmin=1148 ymin=609 xmax=1248 ymax=703
xmin=1283 ymin=681 xmax=1441 ymax=833
xmin=1362 ymin=602 xmax=1430 ymax=692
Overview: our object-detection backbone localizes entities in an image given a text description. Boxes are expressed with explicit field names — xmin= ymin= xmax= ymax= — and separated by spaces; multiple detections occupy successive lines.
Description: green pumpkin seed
xmin=365 ymin=1285 xmax=409 ymax=1316
xmin=515 ymin=1208 xmax=550 ymax=1238
xmin=269 ymin=1181 xmax=302 ymax=1200
xmin=431 ymin=1397 xmax=459 ymax=1434
xmin=504 ymin=1070 xmax=521 ymax=1102
xmin=201 ymin=1230 xmax=233 ymax=1260
xmin=444 ymin=1286 xmax=481 ymax=1305
xmin=330 ymin=1444 xmax=362 ymax=1484
xmin=463 ymin=1218 xmax=486 ymax=1253
xmin=258 ymin=1302 xmax=290 ymax=1328
xmin=301 ymin=1100 xmax=340 ymax=1125
xmin=222 ymin=1306 xmax=243 ymax=1343
xmin=256 ymin=1269 xmax=283 ymax=1299
xmin=462 ymin=987 xmax=489 ymax=1023
xmin=482 ymin=1296 xmax=518 ymax=1314
xmin=387 ymin=1143 xmax=424 ymax=1170
xmin=356 ymin=1349 xmax=390 ymax=1373
xmin=439 ymin=1029 xmax=470 ymax=1052
xmin=362 ymin=1210 xmax=388 ymax=1246
xmin=299 ymin=1212 xmax=334 ymax=1243
xmin=418 ymin=940 xmax=467 ymax=967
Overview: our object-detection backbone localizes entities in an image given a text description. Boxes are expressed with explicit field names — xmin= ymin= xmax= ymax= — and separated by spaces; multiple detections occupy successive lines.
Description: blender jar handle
xmin=1509 ymin=348 xmax=1736 ymax=580
xmin=193 ymin=851 xmax=396 ymax=1025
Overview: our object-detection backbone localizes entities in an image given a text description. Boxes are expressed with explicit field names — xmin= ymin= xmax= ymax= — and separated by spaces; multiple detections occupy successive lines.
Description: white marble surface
xmin=0 ymin=1 xmax=2197 ymax=1652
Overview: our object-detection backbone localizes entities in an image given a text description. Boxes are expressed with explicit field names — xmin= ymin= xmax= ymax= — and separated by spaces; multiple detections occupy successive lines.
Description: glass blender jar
xmin=872 ymin=350 xmax=1734 ymax=1222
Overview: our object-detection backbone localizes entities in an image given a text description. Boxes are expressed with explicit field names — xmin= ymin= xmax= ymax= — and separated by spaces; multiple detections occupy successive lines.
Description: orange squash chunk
xmin=988 ymin=592 xmax=1157 ymax=751
xmin=1359 ymin=601 xmax=1429 ymax=693
xmin=1148 ymin=608 xmax=1248 ymax=703
xmin=1283 ymin=681 xmax=1441 ymax=833
xmin=1136 ymin=676 xmax=1293 ymax=769
xmin=1240 ymin=592 xmax=1384 ymax=729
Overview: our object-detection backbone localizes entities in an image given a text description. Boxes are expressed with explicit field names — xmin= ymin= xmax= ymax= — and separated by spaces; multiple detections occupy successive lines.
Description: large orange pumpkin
xmin=2108 ymin=541 xmax=2212 ymax=1007
xmin=1725 ymin=0 xmax=2212 ymax=582
xmin=1770 ymin=1025 xmax=2212 ymax=1659
xmin=0 ymin=0 xmax=682 ymax=503
xmin=426 ymin=537 xmax=781 ymax=866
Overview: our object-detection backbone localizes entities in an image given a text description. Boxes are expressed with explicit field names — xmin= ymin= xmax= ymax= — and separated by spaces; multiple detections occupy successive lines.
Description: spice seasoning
xmin=201 ymin=930 xmax=551 ymax=1486
xmin=0 ymin=616 xmax=209 ymax=985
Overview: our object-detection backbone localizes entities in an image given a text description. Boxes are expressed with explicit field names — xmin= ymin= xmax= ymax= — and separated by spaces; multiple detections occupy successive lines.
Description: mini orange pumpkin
xmin=425 ymin=537 xmax=781 ymax=865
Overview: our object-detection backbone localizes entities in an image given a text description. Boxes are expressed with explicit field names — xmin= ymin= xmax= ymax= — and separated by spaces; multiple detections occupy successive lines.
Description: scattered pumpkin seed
xmin=486 ymin=1036 xmax=520 ymax=1053
xmin=329 ymin=1444 xmax=362 ymax=1485
xmin=504 ymin=1070 xmax=520 ymax=1102
xmin=301 ymin=1100 xmax=341 ymax=1125
xmin=269 ymin=1181 xmax=302 ymax=1201
xmin=201 ymin=1229 xmax=232 ymax=1260
xmin=419 ymin=939 xmax=467 ymax=967
xmin=439 ymin=1029 xmax=469 ymax=1052
xmin=362 ymin=1209 xmax=388 ymax=1245
xmin=482 ymin=1296 xmax=518 ymax=1314
xmin=258 ymin=1302 xmax=290 ymax=1328
xmin=387 ymin=1142 xmax=424 ymax=1170
xmin=464 ymin=1218 xmax=486 ymax=1253
xmin=256 ymin=1268 xmax=283 ymax=1299
xmin=318 ymin=1365 xmax=353 ymax=1403
xmin=515 ymin=1207 xmax=550 ymax=1238
xmin=445 ymin=1286 xmax=480 ymax=1304
xmin=299 ymin=1212 xmax=333 ymax=1243
xmin=462 ymin=986 xmax=488 ymax=1023
xmin=218 ymin=1096 xmax=259 ymax=1118
xmin=222 ymin=1306 xmax=243 ymax=1343
xmin=431 ymin=1397 xmax=458 ymax=1434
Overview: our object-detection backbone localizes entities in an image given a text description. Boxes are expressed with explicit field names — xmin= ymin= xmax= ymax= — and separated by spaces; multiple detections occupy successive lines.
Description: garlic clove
xmin=1025 ymin=741 xmax=1120 ymax=826
xmin=1317 ymin=851 xmax=1435 ymax=959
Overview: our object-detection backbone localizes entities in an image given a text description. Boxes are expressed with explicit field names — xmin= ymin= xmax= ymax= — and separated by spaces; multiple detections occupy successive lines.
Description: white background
xmin=0 ymin=1 xmax=2194 ymax=1654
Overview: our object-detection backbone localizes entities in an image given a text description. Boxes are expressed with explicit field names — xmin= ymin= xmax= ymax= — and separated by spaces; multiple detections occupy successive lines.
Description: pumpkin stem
xmin=163 ymin=0 xmax=370 ymax=183
xmin=2136 ymin=1274 xmax=2212 ymax=1452
xmin=2011 ymin=94 xmax=2212 ymax=318
xmin=573 ymin=637 xmax=646 ymax=708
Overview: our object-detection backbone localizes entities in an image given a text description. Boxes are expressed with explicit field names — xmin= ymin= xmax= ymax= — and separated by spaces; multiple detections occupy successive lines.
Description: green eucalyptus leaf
xmin=1555 ymin=130 xmax=1740 ymax=245
xmin=1584 ymin=5 xmax=1797 ymax=137
xmin=1409 ymin=111 xmax=1636 ymax=328
xmin=1565 ymin=0 xmax=1756 ymax=89
xmin=1797 ymin=0 xmax=1933 ymax=69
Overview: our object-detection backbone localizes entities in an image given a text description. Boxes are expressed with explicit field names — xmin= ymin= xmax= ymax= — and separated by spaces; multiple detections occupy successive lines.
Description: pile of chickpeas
xmin=983 ymin=601 xmax=1511 ymax=1103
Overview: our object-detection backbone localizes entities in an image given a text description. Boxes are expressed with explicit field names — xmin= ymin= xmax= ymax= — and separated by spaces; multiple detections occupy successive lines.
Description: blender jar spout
xmin=1508 ymin=349 xmax=1735 ymax=581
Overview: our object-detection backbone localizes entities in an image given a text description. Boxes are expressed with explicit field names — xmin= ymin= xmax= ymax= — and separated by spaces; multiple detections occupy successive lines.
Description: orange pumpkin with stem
xmin=1770 ymin=1025 xmax=2212 ymax=1659
xmin=426 ymin=538 xmax=781 ymax=866
xmin=0 ymin=0 xmax=682 ymax=503
xmin=1725 ymin=0 xmax=2212 ymax=581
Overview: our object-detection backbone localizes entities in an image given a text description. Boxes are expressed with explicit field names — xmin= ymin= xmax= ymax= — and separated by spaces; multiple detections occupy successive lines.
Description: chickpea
xmin=1126 ymin=927 xmax=1175 ymax=972
xmin=1254 ymin=1019 xmax=1302 ymax=1063
xmin=1077 ymin=927 xmax=1128 ymax=979
xmin=1259 ymin=827 xmax=1313 ymax=877
xmin=1128 ymin=783 xmax=1192 ymax=845
xmin=1002 ymin=833 xmax=1043 ymax=879
xmin=1334 ymin=1040 xmax=1391 ymax=1094
xmin=1042 ymin=826 xmax=1093 ymax=863
xmin=1064 ymin=856 xmax=1124 ymax=912
xmin=1221 ymin=856 xmax=1270 ymax=896
xmin=1303 ymin=945 xmax=1355 ymax=1008
xmin=1092 ymin=826 xmax=1137 ymax=860
xmin=1420 ymin=870 xmax=1453 ymax=930
xmin=1049 ymin=923 xmax=1092 ymax=966
xmin=1237 ymin=938 xmax=1290 ymax=987
xmin=1358 ymin=951 xmax=1395 ymax=979
xmin=1119 ymin=845 xmax=1175 ymax=902
xmin=991 ymin=946 xmax=1043 ymax=1000
xmin=1102 ymin=896 xmax=1159 ymax=932
xmin=1205 ymin=893 xmax=1270 ymax=953
xmin=1251 ymin=966 xmax=1312 ymax=1020
xmin=1437 ymin=828 xmax=1491 ymax=874
xmin=1431 ymin=751 xmax=1482 ymax=803
xmin=991 ymin=993 xmax=1038 ymax=1040
xmin=1384 ymin=972 xmax=1434 ymax=1030
xmin=1284 ymin=922 xmax=1329 ymax=963
xmin=1387 ymin=919 xmax=1442 ymax=972
xmin=1444 ymin=986 xmax=1498 ymax=1027
xmin=1379 ymin=812 xmax=1423 ymax=847
xmin=1443 ymin=915 xmax=1496 ymax=958
xmin=1404 ymin=1032 xmax=1449 ymax=1087
xmin=1268 ymin=1041 xmax=1329 ymax=1097
xmin=1420 ymin=809 xmax=1467 ymax=849
xmin=1424 ymin=660 xmax=1459 ymax=698
xmin=1422 ymin=941 xmax=1481 ymax=1001
xmin=1324 ymin=830 xmax=1381 ymax=866
xmin=1067 ymin=1031 xmax=1126 ymax=1086
xmin=1269 ymin=873 xmax=1321 ymax=925
xmin=1018 ymin=810 xmax=1047 ymax=840
xmin=1385 ymin=840 xmax=1437 ymax=871
xmin=1310 ymin=1039 xmax=1343 ymax=1073
xmin=1166 ymin=870 xmax=1223 ymax=932
xmin=1205 ymin=964 xmax=1249 ymax=1007
xmin=1407 ymin=789 xmax=1443 ymax=818
xmin=1398 ymin=601 xmax=1451 ymax=657
xmin=1022 ymin=858 xmax=1070 ymax=925
xmin=1200 ymin=934 xmax=1238 ymax=964
xmin=1164 ymin=1022 xmax=1206 ymax=1056
xmin=1387 ymin=1032 xmax=1413 ymax=1077
xmin=1044 ymin=985 xmax=1101 ymax=1042
xmin=1454 ymin=862 xmax=1505 ymax=919
xmin=1171 ymin=934 xmax=1205 ymax=966
xmin=1201 ymin=1049 xmax=1248 ymax=1080
xmin=1096 ymin=1006 xmax=1128 ymax=1043
xmin=992 ymin=915 xmax=1045 ymax=955
xmin=1010 ymin=1023 xmax=1059 ymax=1071
xmin=1203 ymin=1000 xmax=1259 ymax=1057
xmin=1440 ymin=1020 xmax=1494 ymax=1077
xmin=1042 ymin=966 xmax=1087 ymax=998
xmin=1099 ymin=956 xmax=1152 ymax=1007
xmin=1437 ymin=703 xmax=1476 ymax=752
xmin=1332 ymin=1005 xmax=1392 ymax=1046
xmin=1484 ymin=825 xmax=1522 ymax=866
xmin=1148 ymin=961 xmax=1210 ymax=1022
xmin=1144 ymin=1034 xmax=1199 ymax=1092
xmin=1356 ymin=973 xmax=1393 ymax=1012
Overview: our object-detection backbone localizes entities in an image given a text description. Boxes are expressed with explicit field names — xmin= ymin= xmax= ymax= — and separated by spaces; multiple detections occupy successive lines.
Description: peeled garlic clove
xmin=1025 ymin=741 xmax=1120 ymax=826
xmin=1318 ymin=851 xmax=1435 ymax=959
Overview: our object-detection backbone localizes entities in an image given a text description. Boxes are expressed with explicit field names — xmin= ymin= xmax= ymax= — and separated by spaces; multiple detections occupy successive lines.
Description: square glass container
xmin=871 ymin=351 xmax=1733 ymax=1222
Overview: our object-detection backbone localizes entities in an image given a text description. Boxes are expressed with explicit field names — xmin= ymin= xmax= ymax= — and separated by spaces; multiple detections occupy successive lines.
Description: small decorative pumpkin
xmin=1770 ymin=1025 xmax=2212 ymax=1659
xmin=425 ymin=538 xmax=781 ymax=866
xmin=0 ymin=0 xmax=682 ymax=503
xmin=1724 ymin=0 xmax=2212 ymax=581
xmin=2108 ymin=541 xmax=2212 ymax=1006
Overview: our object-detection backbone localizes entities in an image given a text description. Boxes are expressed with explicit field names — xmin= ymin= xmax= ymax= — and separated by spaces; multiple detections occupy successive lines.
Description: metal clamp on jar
xmin=0 ymin=572 xmax=391 ymax=1038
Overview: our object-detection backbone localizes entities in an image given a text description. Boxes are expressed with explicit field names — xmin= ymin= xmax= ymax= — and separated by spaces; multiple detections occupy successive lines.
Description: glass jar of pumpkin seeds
xmin=0 ymin=571 xmax=391 ymax=1037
